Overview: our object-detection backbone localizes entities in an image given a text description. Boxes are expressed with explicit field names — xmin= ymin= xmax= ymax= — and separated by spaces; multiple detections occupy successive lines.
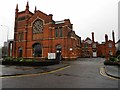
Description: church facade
xmin=7 ymin=2 xmax=117 ymax=60
xmin=10 ymin=2 xmax=81 ymax=60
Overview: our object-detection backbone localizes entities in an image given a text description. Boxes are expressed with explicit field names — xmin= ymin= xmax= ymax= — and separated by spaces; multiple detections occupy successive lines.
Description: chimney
xmin=105 ymin=34 xmax=108 ymax=42
xmin=112 ymin=30 xmax=115 ymax=43
xmin=92 ymin=32 xmax=94 ymax=42
xmin=49 ymin=14 xmax=53 ymax=21
xmin=34 ymin=6 xmax=37 ymax=13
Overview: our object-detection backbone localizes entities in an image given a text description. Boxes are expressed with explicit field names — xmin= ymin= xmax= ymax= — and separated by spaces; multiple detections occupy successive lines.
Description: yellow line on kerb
xmin=100 ymin=67 xmax=118 ymax=80
xmin=1 ymin=65 xmax=70 ymax=79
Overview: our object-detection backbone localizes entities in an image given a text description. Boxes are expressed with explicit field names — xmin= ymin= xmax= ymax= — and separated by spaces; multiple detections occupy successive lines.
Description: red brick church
xmin=7 ymin=2 xmax=116 ymax=60
xmin=9 ymin=2 xmax=81 ymax=60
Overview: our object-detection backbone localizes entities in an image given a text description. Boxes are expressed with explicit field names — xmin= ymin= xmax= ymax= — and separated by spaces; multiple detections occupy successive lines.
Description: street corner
xmin=100 ymin=65 xmax=120 ymax=80
xmin=104 ymin=65 xmax=120 ymax=79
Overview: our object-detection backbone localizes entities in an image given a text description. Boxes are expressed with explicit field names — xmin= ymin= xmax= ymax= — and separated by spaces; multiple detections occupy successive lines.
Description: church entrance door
xmin=33 ymin=43 xmax=42 ymax=57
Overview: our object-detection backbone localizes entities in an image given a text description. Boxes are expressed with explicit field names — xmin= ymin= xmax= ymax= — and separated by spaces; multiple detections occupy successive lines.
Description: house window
xmin=21 ymin=32 xmax=24 ymax=40
xmin=84 ymin=43 xmax=88 ymax=48
xmin=18 ymin=33 xmax=21 ymax=42
xmin=55 ymin=28 xmax=59 ymax=37
xmin=60 ymin=27 xmax=62 ymax=37
xmin=18 ymin=32 xmax=24 ymax=42
xmin=109 ymin=50 xmax=113 ymax=56
xmin=55 ymin=27 xmax=63 ymax=38
xmin=92 ymin=43 xmax=96 ymax=48
xmin=108 ymin=43 xmax=112 ymax=48
xmin=17 ymin=16 xmax=26 ymax=21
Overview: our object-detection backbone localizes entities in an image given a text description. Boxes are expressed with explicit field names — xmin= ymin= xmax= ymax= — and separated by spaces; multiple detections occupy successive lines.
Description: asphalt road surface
xmin=1 ymin=58 xmax=119 ymax=88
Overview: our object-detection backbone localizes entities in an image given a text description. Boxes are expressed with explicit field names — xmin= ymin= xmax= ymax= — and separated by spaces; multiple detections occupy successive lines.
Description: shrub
xmin=104 ymin=55 xmax=120 ymax=65
xmin=4 ymin=56 xmax=13 ymax=61
xmin=19 ymin=58 xmax=25 ymax=62
xmin=117 ymin=55 xmax=120 ymax=60
xmin=104 ymin=60 xmax=118 ymax=65
xmin=109 ymin=57 xmax=117 ymax=62
xmin=25 ymin=59 xmax=33 ymax=62
xmin=116 ymin=50 xmax=120 ymax=56
xmin=12 ymin=57 xmax=24 ymax=62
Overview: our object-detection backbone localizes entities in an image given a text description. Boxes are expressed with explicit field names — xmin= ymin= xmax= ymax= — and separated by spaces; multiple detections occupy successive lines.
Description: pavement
xmin=104 ymin=65 xmax=120 ymax=79
xmin=0 ymin=61 xmax=69 ymax=77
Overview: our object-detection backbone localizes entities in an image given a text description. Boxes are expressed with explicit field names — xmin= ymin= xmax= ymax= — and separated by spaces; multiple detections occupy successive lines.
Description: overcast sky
xmin=0 ymin=0 xmax=119 ymax=47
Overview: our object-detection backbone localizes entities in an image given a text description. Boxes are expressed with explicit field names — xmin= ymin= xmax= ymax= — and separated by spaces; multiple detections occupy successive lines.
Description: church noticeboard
xmin=48 ymin=53 xmax=56 ymax=59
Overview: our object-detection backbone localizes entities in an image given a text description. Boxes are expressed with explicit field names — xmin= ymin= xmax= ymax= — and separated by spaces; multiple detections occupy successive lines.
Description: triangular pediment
xmin=28 ymin=10 xmax=52 ymax=25
xmin=84 ymin=37 xmax=92 ymax=44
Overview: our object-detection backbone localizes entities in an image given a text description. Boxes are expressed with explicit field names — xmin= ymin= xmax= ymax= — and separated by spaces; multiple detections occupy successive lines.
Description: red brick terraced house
xmin=81 ymin=32 xmax=99 ymax=58
xmin=8 ymin=2 xmax=81 ymax=60
xmin=81 ymin=32 xmax=116 ymax=58
xmin=97 ymin=31 xmax=116 ymax=59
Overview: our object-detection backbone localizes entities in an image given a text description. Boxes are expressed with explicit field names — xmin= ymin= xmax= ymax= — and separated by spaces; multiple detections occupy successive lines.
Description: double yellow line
xmin=1 ymin=65 xmax=70 ymax=79
xmin=100 ymin=67 xmax=119 ymax=80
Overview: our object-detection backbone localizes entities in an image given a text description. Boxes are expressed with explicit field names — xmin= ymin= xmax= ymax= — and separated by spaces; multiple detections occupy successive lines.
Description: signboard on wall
xmin=48 ymin=53 xmax=56 ymax=59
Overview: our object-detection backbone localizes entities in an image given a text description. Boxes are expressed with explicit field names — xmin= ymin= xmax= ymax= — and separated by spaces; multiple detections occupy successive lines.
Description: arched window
xmin=55 ymin=27 xmax=59 ymax=37
xmin=32 ymin=43 xmax=42 ymax=57
xmin=33 ymin=19 xmax=43 ymax=34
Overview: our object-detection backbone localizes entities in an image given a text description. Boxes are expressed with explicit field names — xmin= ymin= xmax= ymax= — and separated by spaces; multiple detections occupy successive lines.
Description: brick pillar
xmin=105 ymin=34 xmax=108 ymax=42
xmin=112 ymin=31 xmax=115 ymax=43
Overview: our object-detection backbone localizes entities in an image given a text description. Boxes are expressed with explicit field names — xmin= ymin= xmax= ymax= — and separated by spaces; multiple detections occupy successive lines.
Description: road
xmin=2 ymin=58 xmax=119 ymax=88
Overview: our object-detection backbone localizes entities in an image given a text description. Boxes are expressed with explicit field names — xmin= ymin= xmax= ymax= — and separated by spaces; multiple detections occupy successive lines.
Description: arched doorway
xmin=56 ymin=45 xmax=62 ymax=52
xmin=32 ymin=43 xmax=42 ymax=57
xmin=18 ymin=47 xmax=22 ymax=57
xmin=56 ymin=45 xmax=62 ymax=61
